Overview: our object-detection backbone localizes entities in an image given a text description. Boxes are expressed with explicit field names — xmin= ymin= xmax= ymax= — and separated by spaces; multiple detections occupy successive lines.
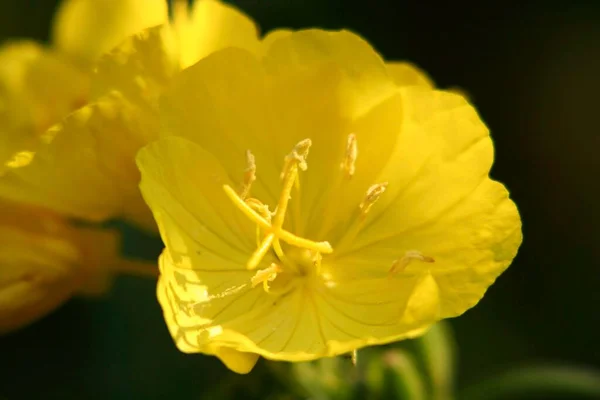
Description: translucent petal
xmin=305 ymin=91 xmax=404 ymax=242
xmin=140 ymin=137 xmax=285 ymax=364
xmin=51 ymin=0 xmax=168 ymax=65
xmin=137 ymin=136 xmax=258 ymax=258
xmin=263 ymin=29 xmax=395 ymax=118
xmin=333 ymin=88 xmax=522 ymax=318
xmin=335 ymin=179 xmax=521 ymax=318
xmin=188 ymin=278 xmax=435 ymax=360
xmin=337 ymin=88 xmax=495 ymax=254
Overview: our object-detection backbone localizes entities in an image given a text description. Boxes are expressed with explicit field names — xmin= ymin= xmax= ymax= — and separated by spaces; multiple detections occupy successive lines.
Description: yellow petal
xmin=0 ymin=94 xmax=154 ymax=230
xmin=336 ymin=88 xmax=521 ymax=318
xmin=51 ymin=0 xmax=168 ymax=65
xmin=260 ymin=29 xmax=293 ymax=54
xmin=172 ymin=0 xmax=260 ymax=69
xmin=402 ymin=273 xmax=440 ymax=325
xmin=92 ymin=25 xmax=179 ymax=104
xmin=0 ymin=41 xmax=88 ymax=173
xmin=138 ymin=136 xmax=258 ymax=255
xmin=306 ymin=91 xmax=404 ymax=241
xmin=159 ymin=48 xmax=279 ymax=205
xmin=345 ymin=179 xmax=521 ymax=318
xmin=264 ymin=29 xmax=395 ymax=118
xmin=215 ymin=347 xmax=259 ymax=374
xmin=140 ymin=137 xmax=281 ymax=362
xmin=386 ymin=62 xmax=434 ymax=88
xmin=340 ymin=87 xmax=495 ymax=253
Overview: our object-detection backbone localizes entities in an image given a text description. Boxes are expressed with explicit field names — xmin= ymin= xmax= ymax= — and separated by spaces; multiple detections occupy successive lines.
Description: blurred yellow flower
xmin=0 ymin=0 xmax=168 ymax=175
xmin=0 ymin=199 xmax=120 ymax=333
xmin=52 ymin=0 xmax=168 ymax=66
xmin=0 ymin=41 xmax=87 ymax=174
xmin=137 ymin=29 xmax=522 ymax=373
xmin=0 ymin=0 xmax=260 ymax=231
xmin=0 ymin=0 xmax=169 ymax=331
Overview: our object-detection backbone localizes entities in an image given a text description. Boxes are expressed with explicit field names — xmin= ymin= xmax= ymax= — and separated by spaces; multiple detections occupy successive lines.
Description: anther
xmin=389 ymin=250 xmax=435 ymax=275
xmin=281 ymin=138 xmax=312 ymax=179
xmin=359 ymin=182 xmax=388 ymax=215
xmin=239 ymin=150 xmax=256 ymax=200
xmin=251 ymin=263 xmax=283 ymax=292
xmin=340 ymin=133 xmax=358 ymax=178
xmin=274 ymin=138 xmax=312 ymax=227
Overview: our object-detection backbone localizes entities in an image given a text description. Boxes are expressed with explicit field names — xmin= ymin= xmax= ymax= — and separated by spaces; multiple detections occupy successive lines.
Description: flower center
xmin=223 ymin=136 xmax=434 ymax=293
xmin=223 ymin=139 xmax=332 ymax=292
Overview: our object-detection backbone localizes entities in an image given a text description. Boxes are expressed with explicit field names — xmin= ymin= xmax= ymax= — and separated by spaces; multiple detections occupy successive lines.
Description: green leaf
xmin=382 ymin=349 xmax=427 ymax=400
xmin=460 ymin=365 xmax=600 ymax=400
xmin=417 ymin=322 xmax=456 ymax=400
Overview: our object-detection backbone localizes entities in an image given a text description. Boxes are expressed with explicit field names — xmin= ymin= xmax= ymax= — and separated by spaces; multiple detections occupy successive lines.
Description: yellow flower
xmin=0 ymin=199 xmax=120 ymax=333
xmin=137 ymin=29 xmax=522 ymax=373
xmin=0 ymin=0 xmax=168 ymax=331
xmin=0 ymin=0 xmax=168 ymax=174
xmin=0 ymin=0 xmax=260 ymax=231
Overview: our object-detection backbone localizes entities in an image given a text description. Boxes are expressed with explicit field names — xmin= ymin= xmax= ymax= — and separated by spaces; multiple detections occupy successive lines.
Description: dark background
xmin=0 ymin=1 xmax=598 ymax=399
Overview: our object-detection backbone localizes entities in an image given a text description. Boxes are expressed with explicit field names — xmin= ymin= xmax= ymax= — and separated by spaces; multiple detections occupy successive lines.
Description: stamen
xmin=223 ymin=138 xmax=333 ymax=276
xmin=251 ymin=263 xmax=283 ymax=292
xmin=340 ymin=133 xmax=358 ymax=178
xmin=352 ymin=349 xmax=358 ymax=366
xmin=247 ymin=233 xmax=275 ymax=270
xmin=388 ymin=250 xmax=435 ymax=275
xmin=321 ymin=182 xmax=389 ymax=252
xmin=245 ymin=197 xmax=272 ymax=248
xmin=273 ymin=139 xmax=311 ymax=226
xmin=239 ymin=150 xmax=256 ymax=200
xmin=359 ymin=182 xmax=388 ymax=215
xmin=224 ymin=184 xmax=333 ymax=254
